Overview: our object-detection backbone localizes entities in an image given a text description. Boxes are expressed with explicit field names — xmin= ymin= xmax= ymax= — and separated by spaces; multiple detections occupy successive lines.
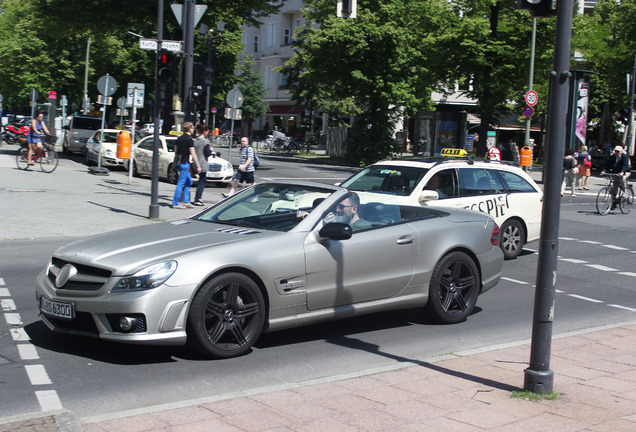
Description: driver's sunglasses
xmin=336 ymin=204 xmax=354 ymax=210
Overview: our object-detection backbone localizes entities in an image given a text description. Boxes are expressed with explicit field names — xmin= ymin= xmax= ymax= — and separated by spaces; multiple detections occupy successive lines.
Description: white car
xmin=85 ymin=129 xmax=137 ymax=168
xmin=340 ymin=149 xmax=543 ymax=259
xmin=129 ymin=134 xmax=233 ymax=185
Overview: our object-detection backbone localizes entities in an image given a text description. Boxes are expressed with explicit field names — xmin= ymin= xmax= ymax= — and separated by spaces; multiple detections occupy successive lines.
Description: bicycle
xmin=16 ymin=135 xmax=59 ymax=173
xmin=596 ymin=173 xmax=633 ymax=215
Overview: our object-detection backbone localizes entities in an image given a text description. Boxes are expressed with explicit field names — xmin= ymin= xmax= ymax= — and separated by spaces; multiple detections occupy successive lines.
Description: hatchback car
xmin=340 ymin=149 xmax=543 ymax=259
xmin=128 ymin=134 xmax=233 ymax=185
xmin=35 ymin=181 xmax=503 ymax=359
xmin=86 ymin=129 xmax=139 ymax=168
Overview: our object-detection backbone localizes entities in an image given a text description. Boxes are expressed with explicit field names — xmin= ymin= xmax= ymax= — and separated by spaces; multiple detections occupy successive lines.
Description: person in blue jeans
xmin=171 ymin=122 xmax=201 ymax=209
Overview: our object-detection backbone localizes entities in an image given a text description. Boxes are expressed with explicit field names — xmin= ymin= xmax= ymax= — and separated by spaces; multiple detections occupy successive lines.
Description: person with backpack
xmin=576 ymin=145 xmax=592 ymax=190
xmin=223 ymin=136 xmax=256 ymax=198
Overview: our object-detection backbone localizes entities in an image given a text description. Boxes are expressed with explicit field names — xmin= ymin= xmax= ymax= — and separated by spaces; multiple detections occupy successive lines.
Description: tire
xmin=16 ymin=147 xmax=29 ymax=170
xmin=425 ymin=251 xmax=479 ymax=324
xmin=132 ymin=161 xmax=139 ymax=177
xmin=187 ymin=273 xmax=266 ymax=359
xmin=596 ymin=186 xmax=613 ymax=215
xmin=40 ymin=149 xmax=59 ymax=173
xmin=85 ymin=151 xmax=92 ymax=166
xmin=274 ymin=142 xmax=283 ymax=155
xmin=167 ymin=164 xmax=177 ymax=184
xmin=619 ymin=186 xmax=634 ymax=214
xmin=499 ymin=219 xmax=525 ymax=260
xmin=62 ymin=139 xmax=69 ymax=155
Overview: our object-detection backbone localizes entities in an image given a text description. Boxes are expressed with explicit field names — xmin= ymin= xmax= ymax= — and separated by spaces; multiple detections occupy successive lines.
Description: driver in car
xmin=324 ymin=193 xmax=372 ymax=231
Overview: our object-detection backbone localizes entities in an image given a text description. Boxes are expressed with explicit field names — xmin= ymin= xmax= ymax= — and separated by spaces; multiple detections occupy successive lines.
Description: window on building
xmin=253 ymin=35 xmax=260 ymax=53
xmin=265 ymin=66 xmax=273 ymax=90
xmin=267 ymin=22 xmax=276 ymax=48
xmin=283 ymin=28 xmax=291 ymax=46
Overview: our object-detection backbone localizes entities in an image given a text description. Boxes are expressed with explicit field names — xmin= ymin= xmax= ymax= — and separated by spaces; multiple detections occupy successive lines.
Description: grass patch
xmin=511 ymin=390 xmax=559 ymax=401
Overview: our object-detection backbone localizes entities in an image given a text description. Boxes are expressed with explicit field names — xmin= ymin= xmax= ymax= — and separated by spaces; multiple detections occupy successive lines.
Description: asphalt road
xmin=1 ymin=177 xmax=635 ymax=421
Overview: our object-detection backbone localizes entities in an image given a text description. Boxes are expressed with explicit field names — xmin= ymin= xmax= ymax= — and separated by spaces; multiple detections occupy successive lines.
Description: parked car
xmin=127 ymin=134 xmax=233 ymax=185
xmin=35 ymin=180 xmax=503 ymax=359
xmin=63 ymin=115 xmax=102 ymax=154
xmin=339 ymin=148 xmax=543 ymax=259
xmin=85 ymin=129 xmax=139 ymax=168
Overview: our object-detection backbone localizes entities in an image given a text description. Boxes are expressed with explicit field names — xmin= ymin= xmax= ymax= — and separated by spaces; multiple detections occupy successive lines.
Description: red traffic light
xmin=160 ymin=52 xmax=169 ymax=65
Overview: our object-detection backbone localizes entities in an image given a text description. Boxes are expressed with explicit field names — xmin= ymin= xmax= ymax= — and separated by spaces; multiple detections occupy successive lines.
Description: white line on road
xmin=602 ymin=244 xmax=629 ymax=251
xmin=567 ymin=294 xmax=604 ymax=303
xmin=608 ymin=304 xmax=636 ymax=312
xmin=3 ymin=312 xmax=23 ymax=325
xmin=1 ymin=298 xmax=17 ymax=311
xmin=501 ymin=277 xmax=530 ymax=285
xmin=0 ymin=278 xmax=5 ymax=285
xmin=0 ymin=287 xmax=10 ymax=297
xmin=585 ymin=264 xmax=618 ymax=272
xmin=618 ymin=272 xmax=636 ymax=278
xmin=18 ymin=344 xmax=40 ymax=360
xmin=11 ymin=327 xmax=30 ymax=341
xmin=579 ymin=240 xmax=602 ymax=244
xmin=35 ymin=390 xmax=63 ymax=411
xmin=559 ymin=258 xmax=589 ymax=264
xmin=25 ymin=365 xmax=53 ymax=385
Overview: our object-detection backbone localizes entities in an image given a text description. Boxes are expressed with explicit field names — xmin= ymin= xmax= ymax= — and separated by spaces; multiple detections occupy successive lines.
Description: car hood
xmin=53 ymin=220 xmax=273 ymax=275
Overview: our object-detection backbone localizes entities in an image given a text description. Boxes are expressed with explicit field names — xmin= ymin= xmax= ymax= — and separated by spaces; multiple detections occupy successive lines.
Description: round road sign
xmin=523 ymin=106 xmax=534 ymax=118
xmin=97 ymin=75 xmax=118 ymax=97
xmin=226 ymin=88 xmax=243 ymax=109
xmin=526 ymin=90 xmax=538 ymax=107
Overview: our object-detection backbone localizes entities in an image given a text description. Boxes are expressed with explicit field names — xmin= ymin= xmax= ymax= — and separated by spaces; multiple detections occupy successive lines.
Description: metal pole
xmin=183 ymin=0 xmax=195 ymax=122
xmin=129 ymin=99 xmax=137 ymax=184
xmin=626 ymin=53 xmax=636 ymax=157
xmin=149 ymin=0 xmax=163 ymax=220
xmin=97 ymin=74 xmax=109 ymax=171
xmin=84 ymin=36 xmax=91 ymax=114
xmin=205 ymin=35 xmax=212 ymax=126
xmin=524 ymin=18 xmax=537 ymax=149
xmin=524 ymin=0 xmax=575 ymax=394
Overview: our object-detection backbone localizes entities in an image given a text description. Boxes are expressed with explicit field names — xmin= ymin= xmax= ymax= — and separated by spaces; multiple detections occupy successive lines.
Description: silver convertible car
xmin=36 ymin=181 xmax=503 ymax=359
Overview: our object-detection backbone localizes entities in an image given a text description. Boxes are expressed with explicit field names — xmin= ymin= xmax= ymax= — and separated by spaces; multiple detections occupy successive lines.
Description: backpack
xmin=251 ymin=147 xmax=260 ymax=167
xmin=583 ymin=153 xmax=592 ymax=168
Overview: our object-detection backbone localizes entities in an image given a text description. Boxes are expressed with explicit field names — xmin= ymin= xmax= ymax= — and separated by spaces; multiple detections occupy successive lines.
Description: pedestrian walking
xmin=576 ymin=145 xmax=592 ymax=190
xmin=192 ymin=123 xmax=212 ymax=206
xmin=223 ymin=137 xmax=255 ymax=198
xmin=561 ymin=148 xmax=578 ymax=197
xmin=171 ymin=122 xmax=201 ymax=209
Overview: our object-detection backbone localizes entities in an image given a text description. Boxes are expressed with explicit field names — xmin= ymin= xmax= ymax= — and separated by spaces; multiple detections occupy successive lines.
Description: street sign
xmin=117 ymin=97 xmax=127 ymax=110
xmin=211 ymin=107 xmax=217 ymax=113
xmin=523 ymin=106 xmax=534 ymax=118
xmin=126 ymin=83 xmax=145 ymax=108
xmin=49 ymin=91 xmax=57 ymax=100
xmin=488 ymin=146 xmax=501 ymax=161
xmin=526 ymin=90 xmax=538 ymax=106
xmin=139 ymin=38 xmax=184 ymax=53
xmin=170 ymin=4 xmax=207 ymax=29
xmin=225 ymin=107 xmax=242 ymax=120
xmin=226 ymin=88 xmax=244 ymax=109
xmin=97 ymin=75 xmax=117 ymax=96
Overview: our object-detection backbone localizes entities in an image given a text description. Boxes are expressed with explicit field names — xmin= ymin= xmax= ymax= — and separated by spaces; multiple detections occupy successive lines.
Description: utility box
xmin=520 ymin=146 xmax=533 ymax=167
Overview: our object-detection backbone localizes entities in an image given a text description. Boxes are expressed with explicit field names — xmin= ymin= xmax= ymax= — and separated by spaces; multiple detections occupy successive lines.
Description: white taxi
xmin=340 ymin=148 xmax=543 ymax=259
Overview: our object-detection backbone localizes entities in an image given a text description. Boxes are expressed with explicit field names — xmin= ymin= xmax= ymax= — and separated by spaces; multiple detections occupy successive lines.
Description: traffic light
xmin=516 ymin=0 xmax=556 ymax=18
xmin=157 ymin=50 xmax=178 ymax=85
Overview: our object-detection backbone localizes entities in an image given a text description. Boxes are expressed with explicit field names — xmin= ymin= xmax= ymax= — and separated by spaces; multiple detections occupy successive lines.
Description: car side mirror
xmin=419 ymin=190 xmax=439 ymax=202
xmin=216 ymin=152 xmax=221 ymax=157
xmin=318 ymin=223 xmax=353 ymax=241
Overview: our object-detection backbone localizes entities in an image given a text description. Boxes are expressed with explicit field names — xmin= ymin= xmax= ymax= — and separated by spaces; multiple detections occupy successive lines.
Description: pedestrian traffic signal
xmin=516 ymin=0 xmax=556 ymax=18
xmin=157 ymin=51 xmax=178 ymax=85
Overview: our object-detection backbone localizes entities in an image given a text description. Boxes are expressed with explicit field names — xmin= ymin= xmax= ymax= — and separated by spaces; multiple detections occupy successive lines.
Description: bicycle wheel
xmin=596 ymin=186 xmax=613 ymax=215
xmin=16 ymin=147 xmax=30 ymax=170
xmin=619 ymin=186 xmax=634 ymax=214
xmin=39 ymin=148 xmax=59 ymax=172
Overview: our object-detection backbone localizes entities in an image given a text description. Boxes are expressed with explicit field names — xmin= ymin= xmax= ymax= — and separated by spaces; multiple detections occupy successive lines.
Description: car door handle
xmin=397 ymin=236 xmax=415 ymax=245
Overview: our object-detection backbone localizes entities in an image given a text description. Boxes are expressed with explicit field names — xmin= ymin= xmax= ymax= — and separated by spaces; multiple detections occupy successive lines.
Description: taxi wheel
xmin=425 ymin=251 xmax=479 ymax=324
xmin=132 ymin=161 xmax=139 ymax=177
xmin=187 ymin=273 xmax=266 ymax=359
xmin=167 ymin=164 xmax=177 ymax=184
xmin=500 ymin=219 xmax=525 ymax=260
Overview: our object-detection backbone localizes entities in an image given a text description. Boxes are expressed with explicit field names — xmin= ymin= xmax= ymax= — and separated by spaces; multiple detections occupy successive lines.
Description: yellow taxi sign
xmin=169 ymin=130 xmax=183 ymax=136
xmin=440 ymin=148 xmax=468 ymax=157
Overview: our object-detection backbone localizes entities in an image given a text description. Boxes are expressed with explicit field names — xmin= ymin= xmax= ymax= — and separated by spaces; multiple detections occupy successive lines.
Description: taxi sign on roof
xmin=169 ymin=130 xmax=183 ymax=136
xmin=440 ymin=148 xmax=468 ymax=157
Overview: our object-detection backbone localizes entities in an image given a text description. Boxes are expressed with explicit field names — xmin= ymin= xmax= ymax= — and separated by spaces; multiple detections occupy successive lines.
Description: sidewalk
xmin=1 ymin=323 xmax=635 ymax=432
xmin=2 ymin=147 xmax=636 ymax=431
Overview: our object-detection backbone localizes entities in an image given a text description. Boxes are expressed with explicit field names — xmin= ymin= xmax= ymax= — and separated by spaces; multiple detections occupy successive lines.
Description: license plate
xmin=40 ymin=296 xmax=75 ymax=320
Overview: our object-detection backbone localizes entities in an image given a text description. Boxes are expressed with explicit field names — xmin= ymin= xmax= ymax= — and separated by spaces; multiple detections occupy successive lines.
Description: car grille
xmin=46 ymin=311 xmax=99 ymax=336
xmin=208 ymin=163 xmax=222 ymax=172
xmin=48 ymin=258 xmax=112 ymax=292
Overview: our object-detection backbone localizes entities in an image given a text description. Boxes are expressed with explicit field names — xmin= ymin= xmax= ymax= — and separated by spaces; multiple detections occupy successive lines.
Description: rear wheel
xmin=132 ymin=160 xmax=139 ymax=177
xmin=619 ymin=186 xmax=634 ymax=214
xmin=40 ymin=149 xmax=59 ymax=173
xmin=596 ymin=186 xmax=613 ymax=215
xmin=425 ymin=251 xmax=479 ymax=324
xmin=16 ymin=147 xmax=29 ymax=170
xmin=500 ymin=219 xmax=525 ymax=260
xmin=187 ymin=273 xmax=265 ymax=359
xmin=167 ymin=164 xmax=177 ymax=184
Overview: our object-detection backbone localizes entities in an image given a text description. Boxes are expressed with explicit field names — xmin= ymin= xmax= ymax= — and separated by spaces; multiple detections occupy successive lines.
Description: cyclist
xmin=26 ymin=111 xmax=50 ymax=166
xmin=601 ymin=145 xmax=630 ymax=209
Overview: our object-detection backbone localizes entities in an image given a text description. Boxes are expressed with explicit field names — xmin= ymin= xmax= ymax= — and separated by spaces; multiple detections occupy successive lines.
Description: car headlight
xmin=112 ymin=261 xmax=177 ymax=292
xmin=105 ymin=149 xmax=115 ymax=157
xmin=225 ymin=162 xmax=232 ymax=171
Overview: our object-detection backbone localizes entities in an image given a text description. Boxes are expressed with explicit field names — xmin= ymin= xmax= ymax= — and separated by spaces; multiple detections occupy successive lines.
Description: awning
xmin=267 ymin=105 xmax=304 ymax=116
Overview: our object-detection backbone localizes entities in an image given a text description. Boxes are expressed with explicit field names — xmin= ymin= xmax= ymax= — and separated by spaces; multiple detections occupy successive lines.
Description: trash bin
xmin=116 ymin=130 xmax=131 ymax=159
xmin=520 ymin=146 xmax=532 ymax=167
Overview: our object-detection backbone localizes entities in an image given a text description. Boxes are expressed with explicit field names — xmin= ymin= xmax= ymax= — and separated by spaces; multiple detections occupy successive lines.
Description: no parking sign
xmin=488 ymin=146 xmax=501 ymax=161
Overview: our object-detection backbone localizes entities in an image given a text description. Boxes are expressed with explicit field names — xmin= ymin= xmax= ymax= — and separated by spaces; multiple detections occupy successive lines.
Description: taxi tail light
xmin=491 ymin=223 xmax=501 ymax=246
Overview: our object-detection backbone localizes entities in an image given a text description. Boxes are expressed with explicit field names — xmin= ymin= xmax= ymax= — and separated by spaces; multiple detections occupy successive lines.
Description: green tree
xmin=235 ymin=55 xmax=268 ymax=136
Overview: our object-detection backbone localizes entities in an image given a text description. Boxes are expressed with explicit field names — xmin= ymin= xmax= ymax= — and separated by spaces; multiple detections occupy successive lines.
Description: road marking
xmin=25 ymin=365 xmax=53 ymax=385
xmin=618 ymin=272 xmax=636 ymax=278
xmin=35 ymin=390 xmax=63 ymax=411
xmin=567 ymin=294 xmax=604 ymax=303
xmin=608 ymin=304 xmax=636 ymax=312
xmin=559 ymin=258 xmax=588 ymax=264
xmin=585 ymin=264 xmax=618 ymax=272
xmin=11 ymin=327 xmax=30 ymax=341
xmin=1 ymin=298 xmax=17 ymax=311
xmin=18 ymin=344 xmax=40 ymax=360
xmin=4 ymin=312 xmax=23 ymax=325
xmin=0 ymin=287 xmax=9 ymax=297
xmin=0 ymin=278 xmax=5 ymax=285
xmin=602 ymin=244 xmax=629 ymax=251
xmin=501 ymin=277 xmax=530 ymax=285
xmin=579 ymin=240 xmax=601 ymax=244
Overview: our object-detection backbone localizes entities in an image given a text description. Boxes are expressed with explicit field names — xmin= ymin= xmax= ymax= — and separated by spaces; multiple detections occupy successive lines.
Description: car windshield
xmin=72 ymin=117 xmax=102 ymax=130
xmin=340 ymin=165 xmax=429 ymax=197
xmin=194 ymin=183 xmax=334 ymax=232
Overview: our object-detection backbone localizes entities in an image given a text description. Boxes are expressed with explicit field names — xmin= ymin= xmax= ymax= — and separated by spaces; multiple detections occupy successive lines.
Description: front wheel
xmin=167 ymin=164 xmax=177 ymax=184
xmin=425 ymin=251 xmax=479 ymax=324
xmin=16 ymin=147 xmax=29 ymax=170
xmin=619 ymin=187 xmax=634 ymax=214
xmin=40 ymin=149 xmax=59 ymax=173
xmin=500 ymin=219 xmax=525 ymax=260
xmin=596 ymin=186 xmax=613 ymax=215
xmin=187 ymin=273 xmax=266 ymax=359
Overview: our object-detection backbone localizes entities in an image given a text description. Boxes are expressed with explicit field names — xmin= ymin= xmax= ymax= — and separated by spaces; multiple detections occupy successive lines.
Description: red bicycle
xmin=16 ymin=135 xmax=59 ymax=172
